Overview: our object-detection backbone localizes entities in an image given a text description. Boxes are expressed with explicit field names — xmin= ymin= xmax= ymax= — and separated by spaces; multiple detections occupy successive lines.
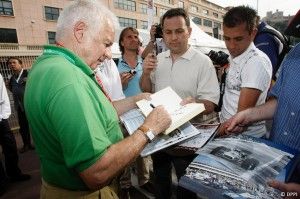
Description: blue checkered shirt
xmin=269 ymin=43 xmax=300 ymax=151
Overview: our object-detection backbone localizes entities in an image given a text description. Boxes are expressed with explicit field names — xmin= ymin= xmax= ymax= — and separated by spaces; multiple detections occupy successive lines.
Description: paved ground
xmin=0 ymin=132 xmax=178 ymax=199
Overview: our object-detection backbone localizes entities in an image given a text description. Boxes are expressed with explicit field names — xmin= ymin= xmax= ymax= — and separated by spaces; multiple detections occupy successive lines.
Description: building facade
xmin=0 ymin=0 xmax=227 ymax=51
xmin=0 ymin=0 xmax=226 ymax=130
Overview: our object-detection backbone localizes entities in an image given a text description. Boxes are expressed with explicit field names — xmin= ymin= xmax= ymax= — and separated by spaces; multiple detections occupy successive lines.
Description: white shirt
xmin=220 ymin=43 xmax=272 ymax=137
xmin=0 ymin=74 xmax=11 ymax=121
xmin=95 ymin=59 xmax=125 ymax=101
xmin=151 ymin=46 xmax=220 ymax=105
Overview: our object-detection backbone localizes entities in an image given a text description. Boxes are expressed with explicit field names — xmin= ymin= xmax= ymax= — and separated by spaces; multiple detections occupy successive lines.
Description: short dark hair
xmin=161 ymin=8 xmax=190 ymax=28
xmin=118 ymin=27 xmax=139 ymax=55
xmin=223 ymin=6 xmax=257 ymax=33
xmin=7 ymin=57 xmax=22 ymax=65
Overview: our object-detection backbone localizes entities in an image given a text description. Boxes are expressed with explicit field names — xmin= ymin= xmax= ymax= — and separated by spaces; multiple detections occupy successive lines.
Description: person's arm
xmin=119 ymin=72 xmax=133 ymax=90
xmin=79 ymin=106 xmax=171 ymax=190
xmin=225 ymin=98 xmax=277 ymax=134
xmin=141 ymin=25 xmax=156 ymax=59
xmin=237 ymin=88 xmax=261 ymax=112
xmin=142 ymin=41 xmax=155 ymax=59
xmin=180 ymin=97 xmax=215 ymax=115
xmin=140 ymin=53 xmax=157 ymax=93
xmin=218 ymin=88 xmax=266 ymax=135
xmin=112 ymin=93 xmax=150 ymax=116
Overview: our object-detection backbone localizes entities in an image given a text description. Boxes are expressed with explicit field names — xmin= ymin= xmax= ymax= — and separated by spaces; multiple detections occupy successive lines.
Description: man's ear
xmin=73 ymin=21 xmax=87 ymax=43
xmin=188 ymin=27 xmax=192 ymax=37
xmin=251 ymin=28 xmax=258 ymax=40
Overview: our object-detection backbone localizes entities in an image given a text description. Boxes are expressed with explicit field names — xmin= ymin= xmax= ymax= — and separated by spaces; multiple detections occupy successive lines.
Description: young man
xmin=225 ymin=9 xmax=300 ymax=196
xmin=24 ymin=1 xmax=171 ymax=198
xmin=7 ymin=57 xmax=34 ymax=153
xmin=140 ymin=8 xmax=219 ymax=199
xmin=219 ymin=6 xmax=272 ymax=138
xmin=117 ymin=27 xmax=143 ymax=97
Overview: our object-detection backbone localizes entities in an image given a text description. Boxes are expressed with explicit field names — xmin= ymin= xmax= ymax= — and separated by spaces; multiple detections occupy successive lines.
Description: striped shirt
xmin=269 ymin=43 xmax=300 ymax=151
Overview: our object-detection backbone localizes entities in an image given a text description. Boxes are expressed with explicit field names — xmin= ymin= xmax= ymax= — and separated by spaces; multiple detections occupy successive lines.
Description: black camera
xmin=128 ymin=69 xmax=137 ymax=75
xmin=207 ymin=50 xmax=229 ymax=67
xmin=155 ymin=24 xmax=163 ymax=38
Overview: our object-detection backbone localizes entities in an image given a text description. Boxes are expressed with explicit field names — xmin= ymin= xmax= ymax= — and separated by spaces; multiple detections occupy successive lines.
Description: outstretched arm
xmin=225 ymin=97 xmax=277 ymax=134
xmin=112 ymin=93 xmax=150 ymax=116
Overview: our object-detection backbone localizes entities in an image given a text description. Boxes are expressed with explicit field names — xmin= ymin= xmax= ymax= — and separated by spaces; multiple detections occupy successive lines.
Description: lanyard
xmin=15 ymin=69 xmax=24 ymax=83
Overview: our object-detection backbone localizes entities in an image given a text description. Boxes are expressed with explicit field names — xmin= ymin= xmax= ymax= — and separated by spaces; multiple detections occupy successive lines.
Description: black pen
xmin=150 ymin=103 xmax=155 ymax=109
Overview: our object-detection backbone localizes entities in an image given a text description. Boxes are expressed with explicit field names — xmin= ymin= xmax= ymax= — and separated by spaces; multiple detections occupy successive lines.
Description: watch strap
xmin=138 ymin=125 xmax=155 ymax=142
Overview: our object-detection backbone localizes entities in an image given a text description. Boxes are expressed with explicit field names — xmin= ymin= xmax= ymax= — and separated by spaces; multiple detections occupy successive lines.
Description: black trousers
xmin=151 ymin=151 xmax=197 ymax=199
xmin=17 ymin=107 xmax=31 ymax=147
xmin=0 ymin=119 xmax=22 ymax=181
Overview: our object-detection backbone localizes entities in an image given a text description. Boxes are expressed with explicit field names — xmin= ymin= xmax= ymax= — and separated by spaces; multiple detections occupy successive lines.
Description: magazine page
xmin=179 ymin=135 xmax=296 ymax=199
xmin=177 ymin=125 xmax=219 ymax=152
xmin=140 ymin=122 xmax=202 ymax=157
xmin=119 ymin=108 xmax=214 ymax=157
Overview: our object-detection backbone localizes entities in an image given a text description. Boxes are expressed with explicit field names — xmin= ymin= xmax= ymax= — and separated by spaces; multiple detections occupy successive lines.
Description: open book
xmin=179 ymin=135 xmax=298 ymax=199
xmin=136 ymin=87 xmax=205 ymax=135
xmin=119 ymin=108 xmax=216 ymax=157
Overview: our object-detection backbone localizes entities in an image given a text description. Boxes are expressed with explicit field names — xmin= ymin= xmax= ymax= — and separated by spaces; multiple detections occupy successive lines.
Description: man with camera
xmin=140 ymin=8 xmax=219 ymax=199
xmin=141 ymin=24 xmax=168 ymax=59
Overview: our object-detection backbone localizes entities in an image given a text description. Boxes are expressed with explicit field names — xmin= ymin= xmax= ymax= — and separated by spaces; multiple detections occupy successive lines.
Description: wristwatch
xmin=138 ymin=125 xmax=156 ymax=142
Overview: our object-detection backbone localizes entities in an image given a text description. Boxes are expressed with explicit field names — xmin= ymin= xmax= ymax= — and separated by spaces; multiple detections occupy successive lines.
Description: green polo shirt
xmin=24 ymin=45 xmax=123 ymax=190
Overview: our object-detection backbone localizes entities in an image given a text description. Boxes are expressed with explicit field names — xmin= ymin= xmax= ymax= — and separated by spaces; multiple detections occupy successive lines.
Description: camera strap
xmin=215 ymin=64 xmax=229 ymax=112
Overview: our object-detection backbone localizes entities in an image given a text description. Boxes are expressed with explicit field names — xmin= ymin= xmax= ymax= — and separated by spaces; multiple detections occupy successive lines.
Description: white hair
xmin=56 ymin=0 xmax=119 ymax=42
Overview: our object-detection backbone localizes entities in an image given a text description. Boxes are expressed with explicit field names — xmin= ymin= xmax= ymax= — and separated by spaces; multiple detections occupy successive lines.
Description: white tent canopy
xmin=112 ymin=19 xmax=227 ymax=57
xmin=188 ymin=19 xmax=227 ymax=54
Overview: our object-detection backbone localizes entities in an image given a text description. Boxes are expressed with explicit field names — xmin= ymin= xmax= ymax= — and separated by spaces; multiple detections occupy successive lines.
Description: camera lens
xmin=129 ymin=69 xmax=136 ymax=75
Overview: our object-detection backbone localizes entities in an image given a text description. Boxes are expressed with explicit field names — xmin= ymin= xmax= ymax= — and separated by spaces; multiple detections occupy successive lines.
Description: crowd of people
xmin=0 ymin=0 xmax=299 ymax=198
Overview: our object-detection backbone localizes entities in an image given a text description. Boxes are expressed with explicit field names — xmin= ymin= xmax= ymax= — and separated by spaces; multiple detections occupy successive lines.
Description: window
xmin=0 ymin=0 xmax=13 ymax=16
xmin=114 ymin=0 xmax=135 ymax=11
xmin=154 ymin=6 xmax=157 ymax=16
xmin=118 ymin=17 xmax=137 ymax=28
xmin=140 ymin=3 xmax=147 ymax=14
xmin=192 ymin=17 xmax=202 ymax=25
xmin=214 ymin=22 xmax=221 ymax=29
xmin=203 ymin=9 xmax=209 ymax=15
xmin=160 ymin=0 xmax=170 ymax=4
xmin=213 ymin=12 xmax=218 ymax=18
xmin=203 ymin=19 xmax=212 ymax=27
xmin=45 ymin=6 xmax=59 ymax=20
xmin=47 ymin=31 xmax=56 ymax=44
xmin=141 ymin=21 xmax=148 ymax=29
xmin=178 ymin=1 xmax=184 ymax=8
xmin=190 ymin=5 xmax=198 ymax=13
xmin=0 ymin=28 xmax=17 ymax=43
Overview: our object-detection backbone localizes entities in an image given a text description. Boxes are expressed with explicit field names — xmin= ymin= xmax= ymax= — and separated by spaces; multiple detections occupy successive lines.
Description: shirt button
xmin=291 ymin=112 xmax=295 ymax=116
xmin=283 ymin=131 xmax=288 ymax=135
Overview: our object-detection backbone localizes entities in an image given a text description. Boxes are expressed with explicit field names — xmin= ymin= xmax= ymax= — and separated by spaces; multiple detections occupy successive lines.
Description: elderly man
xmin=24 ymin=1 xmax=171 ymax=198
